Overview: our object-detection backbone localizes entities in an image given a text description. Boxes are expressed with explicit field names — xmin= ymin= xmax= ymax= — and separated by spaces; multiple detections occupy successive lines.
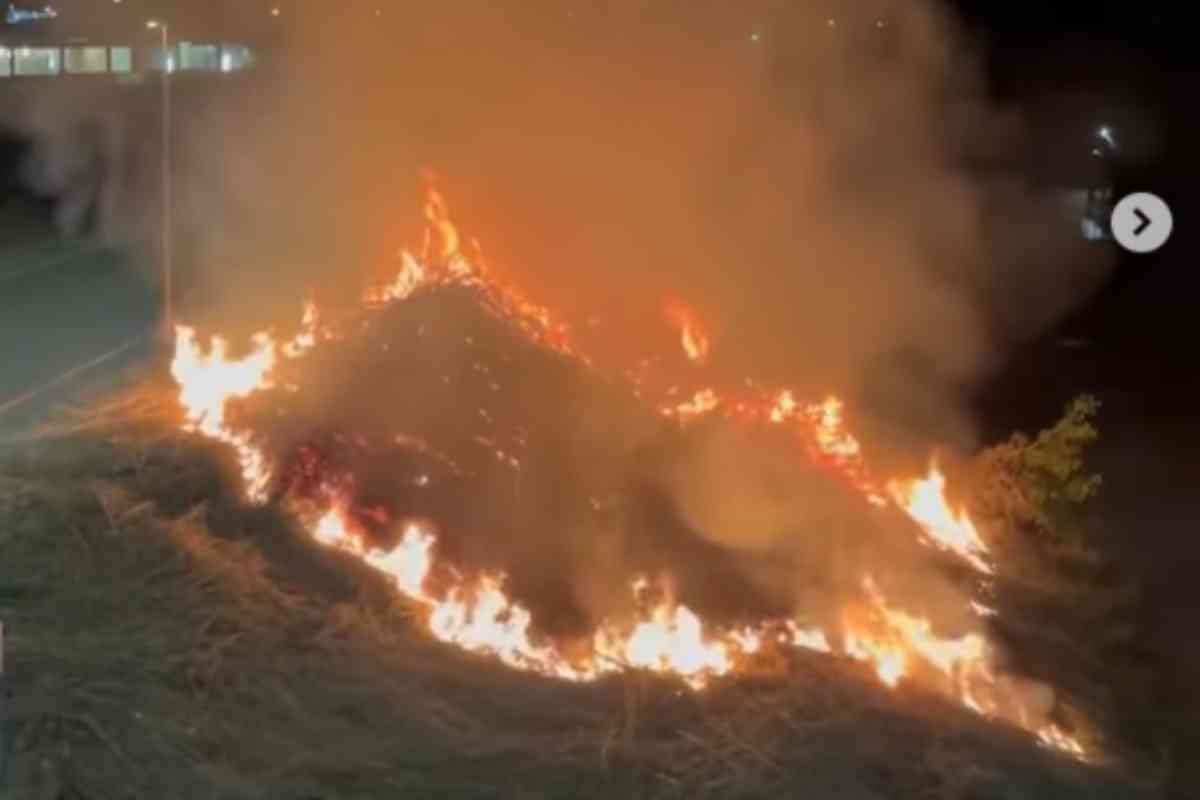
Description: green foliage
xmin=973 ymin=396 xmax=1167 ymax=769
xmin=974 ymin=395 xmax=1102 ymax=538
xmin=1018 ymin=394 xmax=1103 ymax=519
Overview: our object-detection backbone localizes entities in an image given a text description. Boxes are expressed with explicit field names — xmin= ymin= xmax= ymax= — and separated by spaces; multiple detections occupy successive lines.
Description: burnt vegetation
xmin=0 ymin=347 xmax=1161 ymax=799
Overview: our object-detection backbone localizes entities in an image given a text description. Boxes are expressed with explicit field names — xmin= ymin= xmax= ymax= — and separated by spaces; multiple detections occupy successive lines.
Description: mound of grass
xmin=0 ymin=379 xmax=1153 ymax=799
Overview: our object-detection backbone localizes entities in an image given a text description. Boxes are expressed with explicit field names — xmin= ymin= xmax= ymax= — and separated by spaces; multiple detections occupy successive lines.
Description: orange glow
xmin=664 ymin=387 xmax=720 ymax=421
xmin=664 ymin=299 xmax=711 ymax=365
xmin=845 ymin=630 xmax=908 ymax=687
xmin=888 ymin=462 xmax=992 ymax=574
xmin=168 ymin=186 xmax=1086 ymax=759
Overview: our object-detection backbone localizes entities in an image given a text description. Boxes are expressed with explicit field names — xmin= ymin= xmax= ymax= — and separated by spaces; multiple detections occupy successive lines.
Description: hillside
xmin=0 ymin=374 xmax=1152 ymax=799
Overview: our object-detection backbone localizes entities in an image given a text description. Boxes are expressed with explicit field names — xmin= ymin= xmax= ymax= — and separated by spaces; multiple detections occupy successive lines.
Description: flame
xmin=845 ymin=630 xmax=908 ymax=688
xmin=664 ymin=299 xmax=711 ymax=365
xmin=168 ymin=186 xmax=1086 ymax=759
xmin=664 ymin=387 xmax=720 ymax=421
xmin=889 ymin=463 xmax=992 ymax=574
xmin=785 ymin=621 xmax=833 ymax=653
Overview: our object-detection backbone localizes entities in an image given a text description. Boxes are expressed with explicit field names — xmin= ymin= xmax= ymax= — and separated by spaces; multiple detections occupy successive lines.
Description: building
xmin=0 ymin=1 xmax=273 ymax=79
xmin=0 ymin=38 xmax=256 ymax=79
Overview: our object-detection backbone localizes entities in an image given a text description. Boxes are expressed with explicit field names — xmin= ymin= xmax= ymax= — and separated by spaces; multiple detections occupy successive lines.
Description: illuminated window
xmin=179 ymin=42 xmax=219 ymax=71
xmin=150 ymin=45 xmax=177 ymax=73
xmin=65 ymin=46 xmax=108 ymax=74
xmin=14 ymin=47 xmax=60 ymax=76
xmin=219 ymin=45 xmax=254 ymax=73
xmin=109 ymin=47 xmax=132 ymax=73
xmin=0 ymin=48 xmax=11 ymax=78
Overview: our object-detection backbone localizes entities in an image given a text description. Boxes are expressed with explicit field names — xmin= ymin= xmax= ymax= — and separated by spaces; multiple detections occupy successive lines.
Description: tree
xmin=972 ymin=394 xmax=1102 ymax=550
xmin=972 ymin=396 xmax=1161 ymax=771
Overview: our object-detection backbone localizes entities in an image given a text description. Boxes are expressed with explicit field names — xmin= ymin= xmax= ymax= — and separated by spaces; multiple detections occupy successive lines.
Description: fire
xmin=171 ymin=328 xmax=275 ymax=439
xmin=785 ymin=621 xmax=832 ymax=653
xmin=845 ymin=630 xmax=908 ymax=688
xmin=170 ymin=328 xmax=277 ymax=496
xmin=664 ymin=299 xmax=711 ymax=365
xmin=664 ymin=387 xmax=720 ymax=421
xmin=889 ymin=463 xmax=992 ymax=574
xmin=602 ymin=604 xmax=732 ymax=679
xmin=168 ymin=187 xmax=1087 ymax=759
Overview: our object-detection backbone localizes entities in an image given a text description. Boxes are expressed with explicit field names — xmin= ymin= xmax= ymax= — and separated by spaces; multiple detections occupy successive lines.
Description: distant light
xmin=827 ymin=18 xmax=836 ymax=28
xmin=1097 ymin=125 xmax=1117 ymax=149
xmin=271 ymin=6 xmax=280 ymax=16
xmin=5 ymin=4 xmax=58 ymax=24
xmin=749 ymin=31 xmax=761 ymax=43
xmin=146 ymin=19 xmax=162 ymax=30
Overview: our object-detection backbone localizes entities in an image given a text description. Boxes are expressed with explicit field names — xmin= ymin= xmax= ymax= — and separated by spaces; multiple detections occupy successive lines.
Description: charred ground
xmin=0 ymin=372 xmax=1153 ymax=799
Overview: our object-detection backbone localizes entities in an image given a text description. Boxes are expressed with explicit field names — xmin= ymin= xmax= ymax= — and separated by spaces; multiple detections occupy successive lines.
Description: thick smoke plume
xmin=9 ymin=1 xmax=1106 ymax=446
xmin=8 ymin=1 xmax=1109 ymax=663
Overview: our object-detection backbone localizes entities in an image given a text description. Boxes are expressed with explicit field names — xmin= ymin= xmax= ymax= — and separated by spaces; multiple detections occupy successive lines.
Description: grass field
xmin=0 ymin=370 xmax=1155 ymax=799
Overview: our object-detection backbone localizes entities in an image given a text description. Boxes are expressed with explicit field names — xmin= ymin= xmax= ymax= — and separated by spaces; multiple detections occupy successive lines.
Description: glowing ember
xmin=665 ymin=387 xmax=720 ymax=421
xmin=168 ymin=187 xmax=1087 ymax=759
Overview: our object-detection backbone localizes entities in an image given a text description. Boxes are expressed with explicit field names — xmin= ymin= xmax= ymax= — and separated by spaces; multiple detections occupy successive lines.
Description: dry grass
xmin=0 ymin=379 xmax=1152 ymax=799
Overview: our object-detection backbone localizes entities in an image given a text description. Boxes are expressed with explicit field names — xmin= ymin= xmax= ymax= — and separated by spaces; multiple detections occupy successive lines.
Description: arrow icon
xmin=1133 ymin=208 xmax=1151 ymax=236
xmin=1112 ymin=192 xmax=1172 ymax=254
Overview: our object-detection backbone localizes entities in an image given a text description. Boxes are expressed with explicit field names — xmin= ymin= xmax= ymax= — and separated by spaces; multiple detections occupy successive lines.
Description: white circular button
xmin=1111 ymin=192 xmax=1172 ymax=254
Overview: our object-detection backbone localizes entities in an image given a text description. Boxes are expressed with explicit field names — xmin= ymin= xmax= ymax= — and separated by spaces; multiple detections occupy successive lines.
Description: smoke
xmin=7 ymin=0 xmax=1108 ymax=687
xmin=5 ymin=2 xmax=1106 ymax=425
xmin=169 ymin=0 xmax=1106 ymax=452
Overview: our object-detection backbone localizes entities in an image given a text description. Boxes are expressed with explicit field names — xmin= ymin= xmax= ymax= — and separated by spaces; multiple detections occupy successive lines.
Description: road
xmin=0 ymin=206 xmax=158 ymax=432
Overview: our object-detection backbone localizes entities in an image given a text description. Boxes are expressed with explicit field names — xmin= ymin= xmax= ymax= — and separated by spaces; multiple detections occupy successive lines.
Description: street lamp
xmin=147 ymin=19 xmax=173 ymax=340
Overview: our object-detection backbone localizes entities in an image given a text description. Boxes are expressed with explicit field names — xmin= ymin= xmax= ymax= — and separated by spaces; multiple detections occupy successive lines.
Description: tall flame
xmin=169 ymin=187 xmax=1086 ymax=758
xmin=889 ymin=463 xmax=992 ymax=574
xmin=664 ymin=299 xmax=711 ymax=365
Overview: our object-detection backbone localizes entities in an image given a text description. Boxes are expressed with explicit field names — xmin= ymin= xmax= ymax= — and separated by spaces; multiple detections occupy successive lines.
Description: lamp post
xmin=147 ymin=20 xmax=173 ymax=341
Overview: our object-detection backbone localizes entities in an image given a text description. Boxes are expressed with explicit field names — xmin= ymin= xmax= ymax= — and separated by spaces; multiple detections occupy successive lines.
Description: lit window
xmin=219 ymin=45 xmax=254 ymax=72
xmin=14 ymin=47 xmax=60 ymax=76
xmin=65 ymin=46 xmax=108 ymax=74
xmin=179 ymin=42 xmax=219 ymax=71
xmin=150 ymin=45 xmax=177 ymax=73
xmin=0 ymin=48 xmax=11 ymax=78
xmin=109 ymin=47 xmax=132 ymax=73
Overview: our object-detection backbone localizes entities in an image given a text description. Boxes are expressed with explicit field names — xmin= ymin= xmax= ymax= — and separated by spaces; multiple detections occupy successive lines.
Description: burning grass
xmin=0 ymin=384 xmax=1151 ymax=799
xmin=155 ymin=185 xmax=1110 ymax=760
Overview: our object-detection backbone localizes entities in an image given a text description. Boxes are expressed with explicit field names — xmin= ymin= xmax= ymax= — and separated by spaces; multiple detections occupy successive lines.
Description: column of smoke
xmin=6 ymin=1 xmax=1109 ymax=694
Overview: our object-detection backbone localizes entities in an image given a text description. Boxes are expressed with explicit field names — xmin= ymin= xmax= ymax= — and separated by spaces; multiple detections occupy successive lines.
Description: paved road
xmin=0 ymin=210 xmax=158 ymax=432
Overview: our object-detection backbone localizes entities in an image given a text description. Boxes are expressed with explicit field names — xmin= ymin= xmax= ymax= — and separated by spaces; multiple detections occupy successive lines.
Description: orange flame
xmin=888 ymin=462 xmax=992 ymax=574
xmin=664 ymin=299 xmax=711 ymax=365
xmin=168 ymin=186 xmax=1086 ymax=758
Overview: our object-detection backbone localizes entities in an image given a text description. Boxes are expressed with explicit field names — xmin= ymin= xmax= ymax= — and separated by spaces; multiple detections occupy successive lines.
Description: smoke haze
xmin=8 ymin=2 xmax=1107 ymax=434
xmin=6 ymin=0 xmax=1110 ymax=687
